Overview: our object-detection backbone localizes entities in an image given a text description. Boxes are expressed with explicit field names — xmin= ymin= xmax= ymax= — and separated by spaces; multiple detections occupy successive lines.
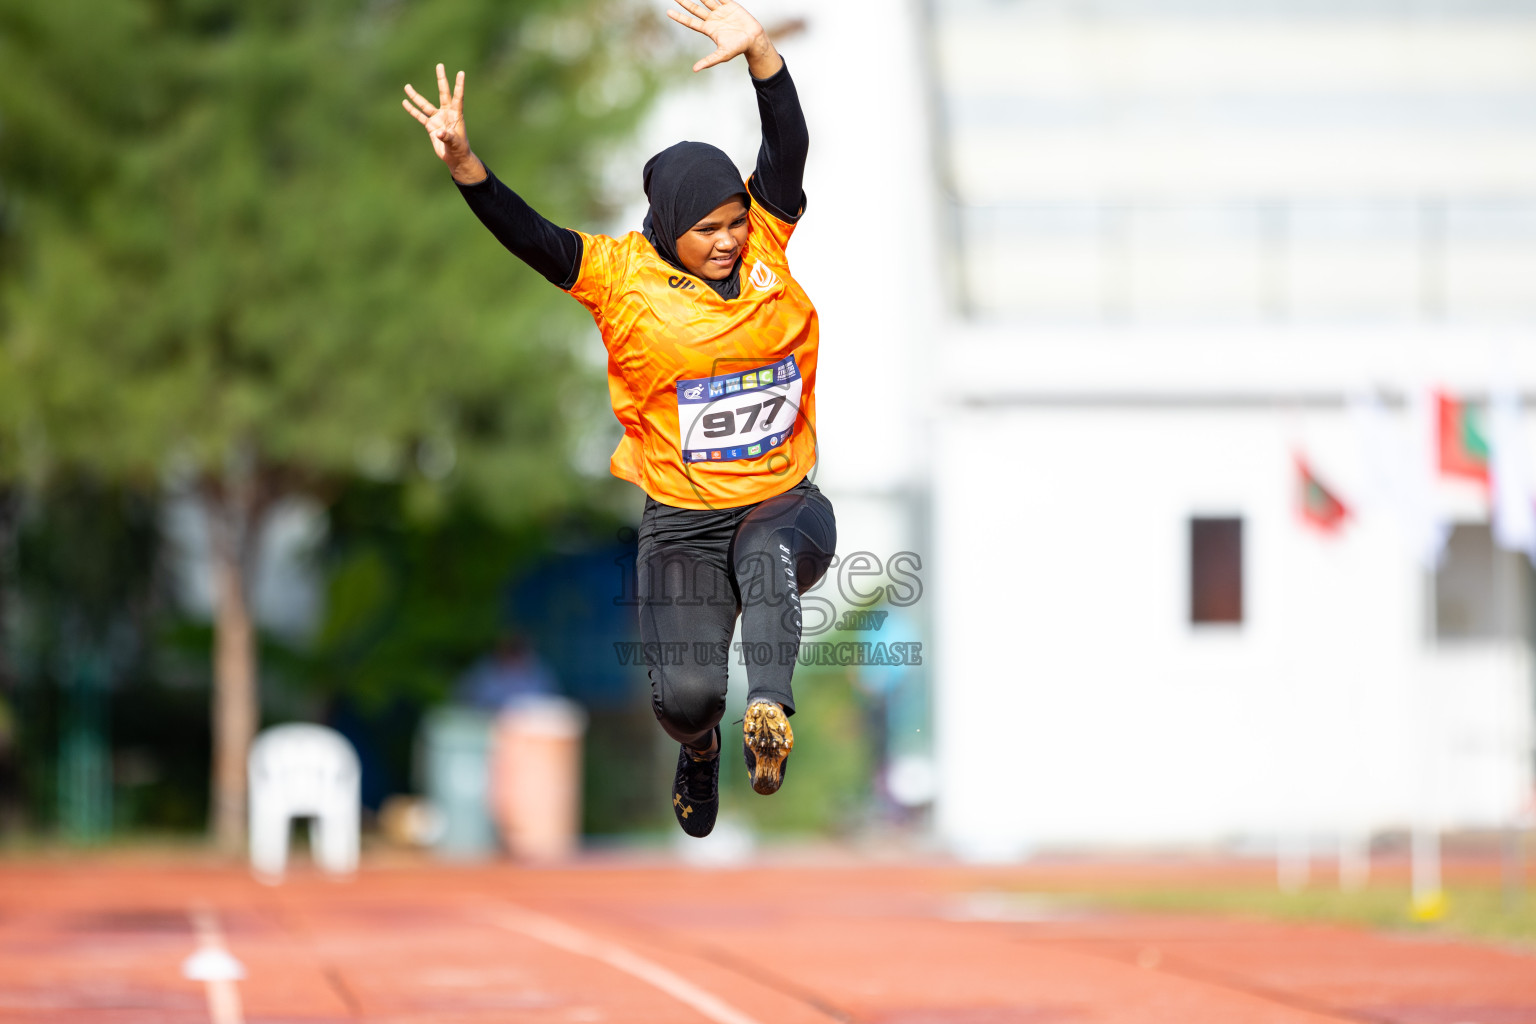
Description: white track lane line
xmin=183 ymin=905 xmax=246 ymax=1024
xmin=485 ymin=903 xmax=765 ymax=1024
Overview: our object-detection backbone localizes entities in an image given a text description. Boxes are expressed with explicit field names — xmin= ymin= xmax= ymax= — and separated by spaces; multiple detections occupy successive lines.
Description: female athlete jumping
xmin=403 ymin=0 xmax=834 ymax=838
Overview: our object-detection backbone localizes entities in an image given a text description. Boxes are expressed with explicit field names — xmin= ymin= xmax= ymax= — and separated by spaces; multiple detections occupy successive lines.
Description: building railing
xmin=953 ymin=198 xmax=1536 ymax=324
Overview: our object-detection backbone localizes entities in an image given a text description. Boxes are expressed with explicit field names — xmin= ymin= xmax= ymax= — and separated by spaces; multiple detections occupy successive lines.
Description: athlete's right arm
xmin=402 ymin=64 xmax=582 ymax=289
xmin=748 ymin=63 xmax=808 ymax=224
xmin=402 ymin=63 xmax=485 ymax=184
xmin=456 ymin=173 xmax=584 ymax=289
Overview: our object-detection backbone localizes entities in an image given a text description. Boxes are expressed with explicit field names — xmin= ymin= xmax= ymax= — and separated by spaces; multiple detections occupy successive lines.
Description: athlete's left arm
xmin=666 ymin=0 xmax=804 ymax=222
xmin=746 ymin=62 xmax=808 ymax=225
xmin=666 ymin=1 xmax=805 ymax=223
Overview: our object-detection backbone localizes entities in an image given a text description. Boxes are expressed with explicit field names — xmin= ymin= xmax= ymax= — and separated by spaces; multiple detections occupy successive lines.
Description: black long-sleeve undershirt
xmin=456 ymin=173 xmax=585 ymax=289
xmin=456 ymin=61 xmax=808 ymax=291
xmin=745 ymin=60 xmax=808 ymax=223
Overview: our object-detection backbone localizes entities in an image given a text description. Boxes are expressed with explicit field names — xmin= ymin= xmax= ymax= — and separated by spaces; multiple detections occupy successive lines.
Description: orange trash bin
xmin=489 ymin=697 xmax=587 ymax=861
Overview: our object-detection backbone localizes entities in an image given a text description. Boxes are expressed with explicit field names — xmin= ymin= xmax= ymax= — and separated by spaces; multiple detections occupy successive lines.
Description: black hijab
xmin=642 ymin=141 xmax=750 ymax=299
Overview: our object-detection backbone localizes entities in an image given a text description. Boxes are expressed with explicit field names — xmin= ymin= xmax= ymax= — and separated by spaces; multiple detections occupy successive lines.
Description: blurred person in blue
xmin=454 ymin=633 xmax=559 ymax=712
xmin=402 ymin=0 xmax=836 ymax=840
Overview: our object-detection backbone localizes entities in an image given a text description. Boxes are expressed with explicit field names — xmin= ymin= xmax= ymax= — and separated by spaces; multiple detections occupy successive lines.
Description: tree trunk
xmin=208 ymin=530 xmax=256 ymax=852
xmin=205 ymin=465 xmax=262 ymax=854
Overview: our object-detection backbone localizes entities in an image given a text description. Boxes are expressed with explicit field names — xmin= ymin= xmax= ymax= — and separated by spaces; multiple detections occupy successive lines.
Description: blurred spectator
xmin=454 ymin=634 xmax=558 ymax=712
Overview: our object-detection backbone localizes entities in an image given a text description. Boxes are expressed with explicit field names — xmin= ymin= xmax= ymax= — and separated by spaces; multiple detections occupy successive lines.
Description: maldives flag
xmin=1297 ymin=455 xmax=1350 ymax=534
xmin=1437 ymin=391 xmax=1490 ymax=485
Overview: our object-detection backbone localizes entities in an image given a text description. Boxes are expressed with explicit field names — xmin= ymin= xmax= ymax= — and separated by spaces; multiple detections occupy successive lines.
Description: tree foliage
xmin=0 ymin=0 xmax=668 ymax=514
xmin=0 ymin=0 xmax=674 ymax=843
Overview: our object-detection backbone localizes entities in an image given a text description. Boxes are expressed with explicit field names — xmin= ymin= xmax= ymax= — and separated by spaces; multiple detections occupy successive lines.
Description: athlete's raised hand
xmin=402 ymin=64 xmax=486 ymax=183
xmin=667 ymin=0 xmax=783 ymax=77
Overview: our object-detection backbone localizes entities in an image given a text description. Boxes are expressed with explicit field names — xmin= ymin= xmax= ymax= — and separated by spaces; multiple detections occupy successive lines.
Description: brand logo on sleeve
xmin=668 ymin=275 xmax=696 ymax=291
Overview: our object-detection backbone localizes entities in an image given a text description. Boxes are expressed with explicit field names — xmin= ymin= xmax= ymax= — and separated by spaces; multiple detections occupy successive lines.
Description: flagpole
xmin=1279 ymin=480 xmax=1307 ymax=894
xmin=1489 ymin=373 xmax=1532 ymax=908
xmin=1326 ymin=523 xmax=1369 ymax=891
xmin=1282 ymin=444 xmax=1306 ymax=893
xmin=1298 ymin=452 xmax=1366 ymax=890
xmin=1415 ymin=384 xmax=1444 ymax=920
xmin=1412 ymin=564 xmax=1443 ymax=919
xmin=1496 ymin=539 xmax=1525 ymax=907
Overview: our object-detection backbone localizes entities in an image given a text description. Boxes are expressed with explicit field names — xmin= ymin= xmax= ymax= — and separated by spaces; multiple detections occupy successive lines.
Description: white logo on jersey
xmin=683 ymin=383 xmax=705 ymax=400
xmin=748 ymin=262 xmax=779 ymax=291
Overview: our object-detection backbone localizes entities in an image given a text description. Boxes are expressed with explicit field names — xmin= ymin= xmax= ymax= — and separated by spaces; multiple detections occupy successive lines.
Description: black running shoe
xmin=671 ymin=727 xmax=720 ymax=838
xmin=742 ymin=700 xmax=793 ymax=795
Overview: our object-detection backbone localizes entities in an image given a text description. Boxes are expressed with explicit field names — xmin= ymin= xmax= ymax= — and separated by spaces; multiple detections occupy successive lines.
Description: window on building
xmin=1191 ymin=517 xmax=1244 ymax=625
xmin=1434 ymin=523 xmax=1531 ymax=642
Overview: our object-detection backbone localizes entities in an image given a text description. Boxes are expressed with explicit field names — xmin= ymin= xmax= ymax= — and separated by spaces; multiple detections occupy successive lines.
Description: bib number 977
xmin=701 ymin=395 xmax=787 ymax=438
xmin=676 ymin=355 xmax=802 ymax=465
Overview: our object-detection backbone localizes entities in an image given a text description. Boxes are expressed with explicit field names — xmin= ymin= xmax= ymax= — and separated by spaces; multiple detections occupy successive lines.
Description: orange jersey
xmin=568 ymin=193 xmax=818 ymax=510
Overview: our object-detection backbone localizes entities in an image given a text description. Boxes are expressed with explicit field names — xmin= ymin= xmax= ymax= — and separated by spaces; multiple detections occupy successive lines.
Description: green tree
xmin=0 ymin=0 xmax=668 ymax=849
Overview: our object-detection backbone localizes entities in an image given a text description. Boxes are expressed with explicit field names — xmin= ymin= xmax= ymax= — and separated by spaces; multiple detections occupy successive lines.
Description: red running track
xmin=0 ymin=855 xmax=1533 ymax=1023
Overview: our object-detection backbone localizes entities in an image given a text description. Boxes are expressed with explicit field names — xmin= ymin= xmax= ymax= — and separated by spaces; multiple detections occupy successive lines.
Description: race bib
xmin=676 ymin=355 xmax=802 ymax=465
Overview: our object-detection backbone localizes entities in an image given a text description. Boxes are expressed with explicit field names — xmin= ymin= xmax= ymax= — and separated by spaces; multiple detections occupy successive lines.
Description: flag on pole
xmin=1489 ymin=383 xmax=1536 ymax=562
xmin=1296 ymin=454 xmax=1350 ymax=534
xmin=1437 ymin=391 xmax=1490 ymax=486
xmin=1350 ymin=390 xmax=1449 ymax=568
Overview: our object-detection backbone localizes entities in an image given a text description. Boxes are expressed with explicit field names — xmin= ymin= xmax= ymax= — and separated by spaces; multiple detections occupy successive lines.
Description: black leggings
xmin=637 ymin=477 xmax=836 ymax=749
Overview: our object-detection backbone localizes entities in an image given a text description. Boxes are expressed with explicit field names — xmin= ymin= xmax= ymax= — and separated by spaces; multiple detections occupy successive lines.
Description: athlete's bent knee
xmin=649 ymin=664 xmax=727 ymax=744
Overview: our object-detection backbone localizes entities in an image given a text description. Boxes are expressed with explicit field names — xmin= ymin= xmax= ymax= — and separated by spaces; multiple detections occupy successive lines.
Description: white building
xmin=632 ymin=0 xmax=1536 ymax=855
xmin=926 ymin=0 xmax=1536 ymax=856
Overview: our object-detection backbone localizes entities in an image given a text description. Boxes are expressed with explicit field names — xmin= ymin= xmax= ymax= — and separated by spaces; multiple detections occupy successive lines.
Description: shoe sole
xmin=743 ymin=702 xmax=793 ymax=795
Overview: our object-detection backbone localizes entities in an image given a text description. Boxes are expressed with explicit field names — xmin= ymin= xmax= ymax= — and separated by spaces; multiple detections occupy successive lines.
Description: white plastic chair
xmin=248 ymin=724 xmax=360 ymax=881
